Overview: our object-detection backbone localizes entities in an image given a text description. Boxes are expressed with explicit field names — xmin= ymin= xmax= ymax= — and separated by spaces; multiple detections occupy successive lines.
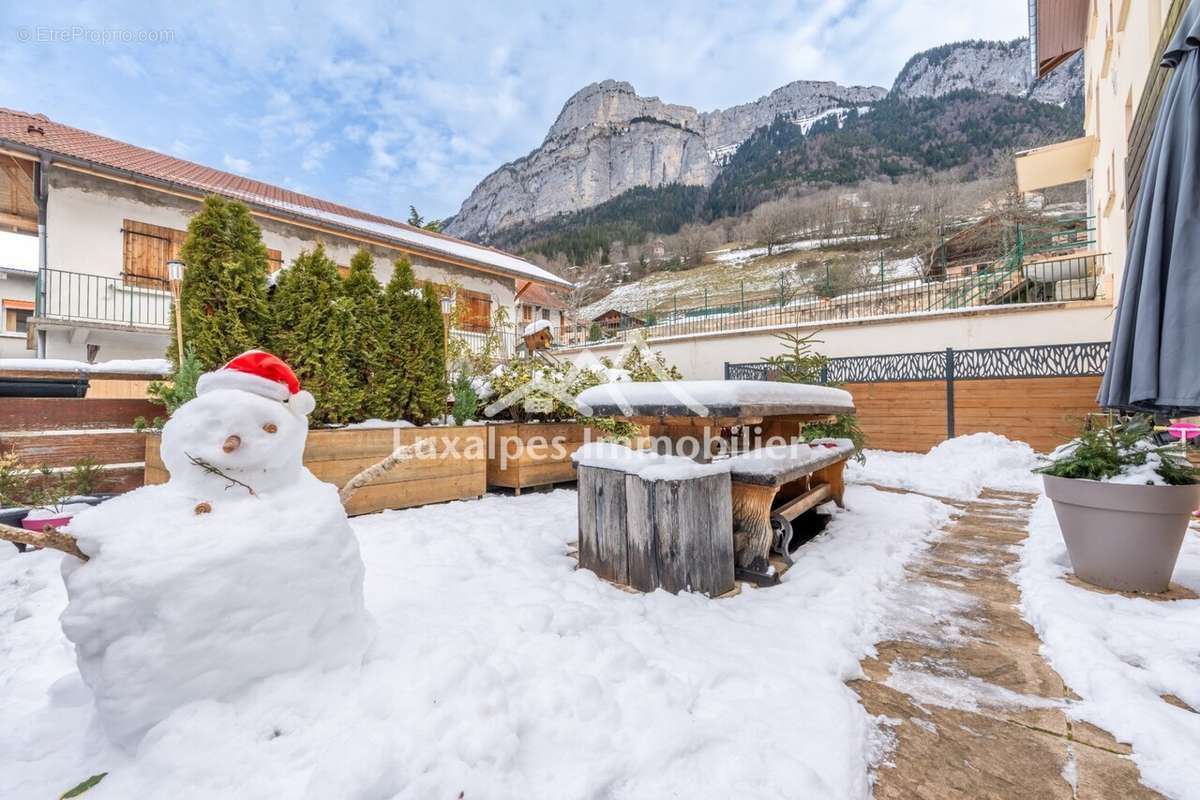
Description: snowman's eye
xmin=263 ymin=423 xmax=278 ymax=433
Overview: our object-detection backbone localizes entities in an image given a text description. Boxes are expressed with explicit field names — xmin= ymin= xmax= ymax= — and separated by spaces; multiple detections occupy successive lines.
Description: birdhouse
xmin=523 ymin=322 xmax=554 ymax=352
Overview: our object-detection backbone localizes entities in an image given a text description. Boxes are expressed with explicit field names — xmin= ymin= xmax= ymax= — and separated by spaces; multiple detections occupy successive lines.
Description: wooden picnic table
xmin=575 ymin=380 xmax=857 ymax=582
xmin=577 ymin=379 xmax=854 ymax=444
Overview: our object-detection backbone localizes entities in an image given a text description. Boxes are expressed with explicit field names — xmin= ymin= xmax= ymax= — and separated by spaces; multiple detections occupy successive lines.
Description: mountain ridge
xmin=445 ymin=37 xmax=1083 ymax=243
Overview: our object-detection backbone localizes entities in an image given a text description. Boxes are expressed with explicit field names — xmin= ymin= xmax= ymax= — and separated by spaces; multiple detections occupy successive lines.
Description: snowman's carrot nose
xmin=222 ymin=435 xmax=242 ymax=453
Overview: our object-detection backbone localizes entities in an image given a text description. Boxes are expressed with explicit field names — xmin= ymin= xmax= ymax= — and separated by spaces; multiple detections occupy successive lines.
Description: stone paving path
xmin=850 ymin=487 xmax=1164 ymax=800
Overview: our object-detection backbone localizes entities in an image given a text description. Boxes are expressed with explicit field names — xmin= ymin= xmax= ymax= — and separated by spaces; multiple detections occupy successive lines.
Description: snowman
xmin=59 ymin=351 xmax=372 ymax=745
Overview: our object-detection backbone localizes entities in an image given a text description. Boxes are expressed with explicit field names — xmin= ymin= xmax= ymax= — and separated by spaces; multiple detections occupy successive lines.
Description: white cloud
xmin=222 ymin=154 xmax=253 ymax=174
xmin=3 ymin=0 xmax=1031 ymax=222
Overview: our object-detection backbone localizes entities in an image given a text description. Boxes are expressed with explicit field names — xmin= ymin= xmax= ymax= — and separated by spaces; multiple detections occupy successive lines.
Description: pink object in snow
xmin=1166 ymin=422 xmax=1200 ymax=441
xmin=21 ymin=515 xmax=72 ymax=532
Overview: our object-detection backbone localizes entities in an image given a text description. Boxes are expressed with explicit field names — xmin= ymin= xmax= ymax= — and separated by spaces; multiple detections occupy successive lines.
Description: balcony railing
xmin=580 ymin=252 xmax=1104 ymax=344
xmin=35 ymin=268 xmax=172 ymax=331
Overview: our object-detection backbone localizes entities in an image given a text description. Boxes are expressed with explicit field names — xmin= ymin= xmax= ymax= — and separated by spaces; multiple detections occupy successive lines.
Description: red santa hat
xmin=195 ymin=350 xmax=316 ymax=417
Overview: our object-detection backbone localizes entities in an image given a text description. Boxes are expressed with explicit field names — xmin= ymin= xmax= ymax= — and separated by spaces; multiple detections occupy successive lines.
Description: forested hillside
xmin=495 ymin=90 xmax=1082 ymax=263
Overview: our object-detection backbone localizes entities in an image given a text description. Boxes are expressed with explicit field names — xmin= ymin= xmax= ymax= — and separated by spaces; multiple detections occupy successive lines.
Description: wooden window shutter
xmin=122 ymin=219 xmax=187 ymax=288
xmin=456 ymin=288 xmax=492 ymax=333
xmin=266 ymin=248 xmax=284 ymax=273
xmin=522 ymin=305 xmax=533 ymax=322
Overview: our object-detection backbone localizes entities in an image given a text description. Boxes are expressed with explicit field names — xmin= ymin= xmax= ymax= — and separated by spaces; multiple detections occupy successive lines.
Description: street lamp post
xmin=440 ymin=293 xmax=454 ymax=379
xmin=167 ymin=259 xmax=185 ymax=365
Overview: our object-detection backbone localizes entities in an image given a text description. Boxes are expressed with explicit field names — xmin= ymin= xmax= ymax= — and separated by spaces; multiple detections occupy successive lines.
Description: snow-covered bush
xmin=1038 ymin=414 xmax=1196 ymax=485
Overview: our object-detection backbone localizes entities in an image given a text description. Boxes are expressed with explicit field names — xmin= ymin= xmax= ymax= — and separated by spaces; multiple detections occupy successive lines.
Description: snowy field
xmin=2 ymin=435 xmax=1198 ymax=798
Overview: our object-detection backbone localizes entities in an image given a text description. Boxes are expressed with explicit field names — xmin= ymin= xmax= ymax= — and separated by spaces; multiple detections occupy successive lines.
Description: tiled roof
xmin=515 ymin=280 xmax=569 ymax=310
xmin=0 ymin=107 xmax=569 ymax=288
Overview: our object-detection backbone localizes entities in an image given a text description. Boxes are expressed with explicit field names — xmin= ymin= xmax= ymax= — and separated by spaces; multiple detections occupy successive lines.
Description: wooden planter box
xmin=486 ymin=422 xmax=597 ymax=495
xmin=144 ymin=425 xmax=487 ymax=516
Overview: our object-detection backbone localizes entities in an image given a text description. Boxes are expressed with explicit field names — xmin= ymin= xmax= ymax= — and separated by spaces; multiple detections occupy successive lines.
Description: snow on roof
xmin=523 ymin=319 xmax=553 ymax=337
xmin=260 ymin=198 xmax=572 ymax=289
xmin=0 ymin=107 xmax=571 ymax=290
xmin=576 ymin=380 xmax=855 ymax=418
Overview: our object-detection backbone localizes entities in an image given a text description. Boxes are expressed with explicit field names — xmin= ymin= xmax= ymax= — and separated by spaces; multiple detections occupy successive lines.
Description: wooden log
xmin=656 ymin=474 xmax=734 ymax=595
xmin=576 ymin=465 xmax=628 ymax=585
xmin=623 ymin=474 xmax=660 ymax=592
xmin=730 ymin=481 xmax=778 ymax=570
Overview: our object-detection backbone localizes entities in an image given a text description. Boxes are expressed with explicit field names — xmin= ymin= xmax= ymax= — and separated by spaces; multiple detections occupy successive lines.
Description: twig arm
xmin=0 ymin=521 xmax=88 ymax=561
xmin=338 ymin=439 xmax=436 ymax=505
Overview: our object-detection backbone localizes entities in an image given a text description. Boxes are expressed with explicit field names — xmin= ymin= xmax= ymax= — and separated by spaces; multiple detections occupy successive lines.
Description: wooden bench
xmin=726 ymin=439 xmax=854 ymax=582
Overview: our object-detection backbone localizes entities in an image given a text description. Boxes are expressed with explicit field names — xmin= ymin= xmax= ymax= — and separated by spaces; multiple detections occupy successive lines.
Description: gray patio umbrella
xmin=1098 ymin=0 xmax=1200 ymax=414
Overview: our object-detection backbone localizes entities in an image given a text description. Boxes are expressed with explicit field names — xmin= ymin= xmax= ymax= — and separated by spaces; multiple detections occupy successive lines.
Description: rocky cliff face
xmin=891 ymin=38 xmax=1083 ymax=105
xmin=448 ymin=38 xmax=1083 ymax=242
xmin=445 ymin=79 xmax=886 ymax=240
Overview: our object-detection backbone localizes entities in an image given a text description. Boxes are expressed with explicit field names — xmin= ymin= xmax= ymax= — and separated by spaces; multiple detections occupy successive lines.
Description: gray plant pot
xmin=1043 ymin=474 xmax=1200 ymax=593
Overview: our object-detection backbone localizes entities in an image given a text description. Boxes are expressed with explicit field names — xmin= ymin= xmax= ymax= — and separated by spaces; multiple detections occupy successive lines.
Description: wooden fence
xmin=0 ymin=397 xmax=158 ymax=492
xmin=726 ymin=342 xmax=1109 ymax=454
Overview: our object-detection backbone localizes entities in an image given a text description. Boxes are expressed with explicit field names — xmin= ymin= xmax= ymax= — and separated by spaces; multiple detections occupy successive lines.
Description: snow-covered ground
xmin=2 ymin=435 xmax=1197 ymax=798
xmin=1018 ymin=497 xmax=1200 ymax=799
xmin=3 ymin=480 xmax=949 ymax=798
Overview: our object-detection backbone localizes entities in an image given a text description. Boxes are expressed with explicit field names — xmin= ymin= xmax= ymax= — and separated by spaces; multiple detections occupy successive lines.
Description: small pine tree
xmin=270 ymin=245 xmax=360 ymax=425
xmin=373 ymin=258 xmax=422 ymax=420
xmin=342 ymin=248 xmax=385 ymax=419
xmin=413 ymin=281 xmax=448 ymax=422
xmin=171 ymin=196 xmax=271 ymax=368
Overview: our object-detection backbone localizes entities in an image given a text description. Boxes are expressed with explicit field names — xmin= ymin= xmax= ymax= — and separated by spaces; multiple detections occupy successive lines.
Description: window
xmin=541 ymin=309 xmax=550 ymax=321
xmin=4 ymin=299 xmax=33 ymax=333
xmin=122 ymin=219 xmax=186 ymax=288
xmin=123 ymin=218 xmax=283 ymax=284
xmin=456 ymin=288 xmax=492 ymax=333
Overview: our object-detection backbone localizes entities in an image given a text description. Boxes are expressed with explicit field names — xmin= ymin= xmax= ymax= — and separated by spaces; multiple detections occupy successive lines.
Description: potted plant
xmin=1038 ymin=415 xmax=1200 ymax=593
xmin=0 ymin=454 xmax=105 ymax=539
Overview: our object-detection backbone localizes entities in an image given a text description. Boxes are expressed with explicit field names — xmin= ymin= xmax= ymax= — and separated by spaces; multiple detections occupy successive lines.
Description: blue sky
xmin=0 ymin=1 xmax=1027 ymax=223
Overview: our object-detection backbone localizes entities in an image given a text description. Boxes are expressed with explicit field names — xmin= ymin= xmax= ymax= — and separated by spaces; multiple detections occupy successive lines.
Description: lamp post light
xmin=167 ymin=259 xmax=185 ymax=365
xmin=440 ymin=293 xmax=454 ymax=379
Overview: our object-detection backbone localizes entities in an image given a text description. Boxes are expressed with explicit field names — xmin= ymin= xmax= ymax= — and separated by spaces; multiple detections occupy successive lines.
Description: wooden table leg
xmin=811 ymin=460 xmax=847 ymax=508
xmin=730 ymin=480 xmax=778 ymax=573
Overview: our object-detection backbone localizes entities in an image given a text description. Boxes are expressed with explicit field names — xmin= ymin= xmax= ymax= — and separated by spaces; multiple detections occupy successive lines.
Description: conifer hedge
xmin=172 ymin=198 xmax=452 ymax=425
xmin=171 ymin=196 xmax=271 ymax=368
xmin=269 ymin=245 xmax=361 ymax=425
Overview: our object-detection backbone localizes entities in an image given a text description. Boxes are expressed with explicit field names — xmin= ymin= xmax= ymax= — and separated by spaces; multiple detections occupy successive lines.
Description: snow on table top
xmin=0 ymin=357 xmax=172 ymax=375
xmin=725 ymin=439 xmax=855 ymax=485
xmin=576 ymin=380 xmax=854 ymax=418
xmin=573 ymin=442 xmax=729 ymax=481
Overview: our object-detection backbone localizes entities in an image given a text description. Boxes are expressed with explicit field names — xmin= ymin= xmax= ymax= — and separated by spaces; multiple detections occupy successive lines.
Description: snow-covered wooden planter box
xmin=145 ymin=425 xmax=487 ymax=516
xmin=486 ymin=422 xmax=596 ymax=495
xmin=574 ymin=444 xmax=735 ymax=596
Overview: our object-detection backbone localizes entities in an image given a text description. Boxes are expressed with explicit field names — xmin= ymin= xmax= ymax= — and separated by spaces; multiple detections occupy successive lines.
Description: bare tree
xmin=676 ymin=224 xmax=714 ymax=267
xmin=751 ymin=200 xmax=794 ymax=255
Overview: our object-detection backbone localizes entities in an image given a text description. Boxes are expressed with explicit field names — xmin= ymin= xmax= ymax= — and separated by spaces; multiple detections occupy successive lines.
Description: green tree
xmin=171 ymin=196 xmax=271 ymax=367
xmin=342 ymin=248 xmax=386 ymax=419
xmin=270 ymin=245 xmax=360 ymax=425
xmin=373 ymin=258 xmax=423 ymax=420
xmin=407 ymin=205 xmax=443 ymax=232
xmin=413 ymin=281 xmax=448 ymax=421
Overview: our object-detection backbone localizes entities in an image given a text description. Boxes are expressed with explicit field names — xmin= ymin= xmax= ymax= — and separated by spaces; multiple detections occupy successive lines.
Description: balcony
xmin=33 ymin=268 xmax=172 ymax=334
